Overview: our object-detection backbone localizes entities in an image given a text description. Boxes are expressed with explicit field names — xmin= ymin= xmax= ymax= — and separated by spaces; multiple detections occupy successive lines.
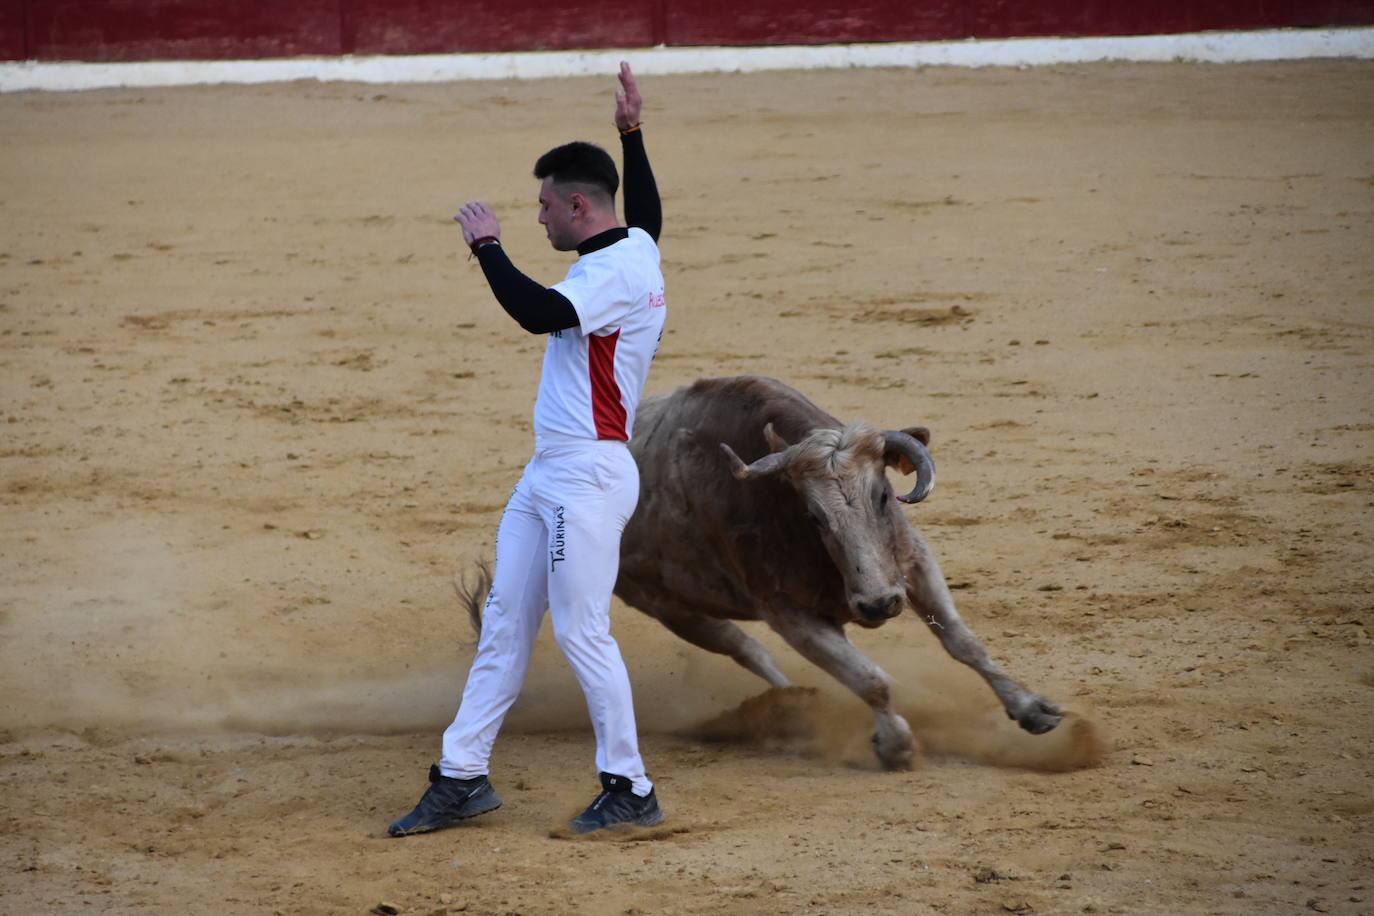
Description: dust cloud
xmin=675 ymin=640 xmax=1104 ymax=773
xmin=5 ymin=530 xmax=1097 ymax=777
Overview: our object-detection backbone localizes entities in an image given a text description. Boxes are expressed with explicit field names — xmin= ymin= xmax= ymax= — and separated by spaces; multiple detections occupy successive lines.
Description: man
xmin=388 ymin=62 xmax=666 ymax=837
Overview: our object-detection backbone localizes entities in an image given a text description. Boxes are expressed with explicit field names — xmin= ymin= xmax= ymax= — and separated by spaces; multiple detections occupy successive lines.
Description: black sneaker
xmin=387 ymin=764 xmax=501 ymax=837
xmin=569 ymin=772 xmax=663 ymax=834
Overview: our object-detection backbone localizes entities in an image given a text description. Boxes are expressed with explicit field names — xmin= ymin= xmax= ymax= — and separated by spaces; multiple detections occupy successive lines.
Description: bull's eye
xmin=806 ymin=507 xmax=829 ymax=531
xmin=879 ymin=489 xmax=889 ymax=508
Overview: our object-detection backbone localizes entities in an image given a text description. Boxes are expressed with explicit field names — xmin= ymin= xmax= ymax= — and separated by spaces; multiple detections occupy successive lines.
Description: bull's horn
xmin=763 ymin=423 xmax=790 ymax=453
xmin=720 ymin=442 xmax=792 ymax=480
xmin=883 ymin=430 xmax=936 ymax=503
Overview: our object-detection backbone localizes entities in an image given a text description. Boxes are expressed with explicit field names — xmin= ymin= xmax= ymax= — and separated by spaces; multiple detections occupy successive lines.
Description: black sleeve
xmin=473 ymin=243 xmax=579 ymax=335
xmin=620 ymin=130 xmax=661 ymax=243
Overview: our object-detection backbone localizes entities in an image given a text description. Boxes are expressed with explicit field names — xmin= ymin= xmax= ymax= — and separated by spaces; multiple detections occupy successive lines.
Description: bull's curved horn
xmin=720 ymin=443 xmax=792 ymax=480
xmin=883 ymin=430 xmax=936 ymax=503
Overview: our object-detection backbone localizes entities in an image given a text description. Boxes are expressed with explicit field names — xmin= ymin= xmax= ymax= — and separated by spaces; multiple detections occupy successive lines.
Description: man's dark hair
xmin=533 ymin=142 xmax=619 ymax=200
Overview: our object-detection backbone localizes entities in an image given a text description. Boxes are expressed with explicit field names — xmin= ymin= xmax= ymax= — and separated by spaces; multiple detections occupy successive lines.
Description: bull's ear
xmin=762 ymin=422 xmax=790 ymax=454
xmin=890 ymin=425 xmax=934 ymax=477
xmin=902 ymin=426 xmax=931 ymax=446
xmin=889 ymin=427 xmax=931 ymax=475
xmin=882 ymin=429 xmax=936 ymax=503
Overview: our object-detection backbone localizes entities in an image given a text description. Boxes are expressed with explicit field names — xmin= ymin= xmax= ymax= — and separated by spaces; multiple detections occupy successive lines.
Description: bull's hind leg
xmin=765 ymin=609 xmax=915 ymax=770
xmin=903 ymin=534 xmax=1062 ymax=734
xmin=645 ymin=601 xmax=791 ymax=688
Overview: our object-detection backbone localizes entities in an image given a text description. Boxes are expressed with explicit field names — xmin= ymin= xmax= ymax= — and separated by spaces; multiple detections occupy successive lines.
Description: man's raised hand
xmin=455 ymin=201 xmax=501 ymax=247
xmin=615 ymin=61 xmax=642 ymax=132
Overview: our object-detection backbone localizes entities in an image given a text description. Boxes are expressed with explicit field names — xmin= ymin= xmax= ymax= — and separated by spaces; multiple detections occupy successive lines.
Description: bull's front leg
xmin=765 ymin=607 xmax=916 ymax=770
xmin=903 ymin=533 xmax=1063 ymax=735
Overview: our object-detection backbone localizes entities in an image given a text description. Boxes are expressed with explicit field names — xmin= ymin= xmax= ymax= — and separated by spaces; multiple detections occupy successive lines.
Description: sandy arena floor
xmin=1 ymin=59 xmax=1372 ymax=915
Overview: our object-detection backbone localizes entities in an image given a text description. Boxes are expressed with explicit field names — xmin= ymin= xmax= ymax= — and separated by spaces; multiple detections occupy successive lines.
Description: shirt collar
xmin=577 ymin=226 xmax=630 ymax=256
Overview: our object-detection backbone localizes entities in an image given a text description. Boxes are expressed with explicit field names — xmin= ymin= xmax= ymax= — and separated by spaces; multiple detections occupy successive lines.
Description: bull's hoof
xmin=1011 ymin=697 xmax=1063 ymax=735
xmin=871 ymin=716 xmax=916 ymax=770
xmin=871 ymin=733 xmax=915 ymax=770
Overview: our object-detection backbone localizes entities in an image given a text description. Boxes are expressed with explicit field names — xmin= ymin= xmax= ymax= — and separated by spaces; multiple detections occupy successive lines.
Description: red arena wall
xmin=1 ymin=0 xmax=1371 ymax=63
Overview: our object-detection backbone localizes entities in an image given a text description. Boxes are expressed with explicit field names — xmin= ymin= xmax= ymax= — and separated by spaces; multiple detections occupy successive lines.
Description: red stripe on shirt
xmin=588 ymin=330 xmax=627 ymax=440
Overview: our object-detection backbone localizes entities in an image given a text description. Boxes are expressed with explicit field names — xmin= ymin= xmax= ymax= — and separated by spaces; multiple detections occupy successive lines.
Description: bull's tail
xmin=451 ymin=560 xmax=493 ymax=638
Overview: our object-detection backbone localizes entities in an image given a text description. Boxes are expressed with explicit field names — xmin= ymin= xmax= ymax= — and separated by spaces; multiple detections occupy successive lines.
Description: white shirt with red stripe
xmin=535 ymin=227 xmax=666 ymax=442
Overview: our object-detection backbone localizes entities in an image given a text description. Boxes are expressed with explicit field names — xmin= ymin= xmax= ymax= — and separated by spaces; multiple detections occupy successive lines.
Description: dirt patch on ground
xmin=2 ymin=60 xmax=1372 ymax=914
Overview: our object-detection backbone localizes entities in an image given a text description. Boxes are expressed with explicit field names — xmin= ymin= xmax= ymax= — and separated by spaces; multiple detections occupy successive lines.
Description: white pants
xmin=440 ymin=438 xmax=652 ymax=795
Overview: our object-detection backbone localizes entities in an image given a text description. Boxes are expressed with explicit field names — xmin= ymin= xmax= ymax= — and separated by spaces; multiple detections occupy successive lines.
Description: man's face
xmin=538 ymin=177 xmax=578 ymax=252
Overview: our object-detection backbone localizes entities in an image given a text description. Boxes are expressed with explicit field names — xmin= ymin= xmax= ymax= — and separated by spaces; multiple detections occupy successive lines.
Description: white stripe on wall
xmin=2 ymin=27 xmax=1371 ymax=94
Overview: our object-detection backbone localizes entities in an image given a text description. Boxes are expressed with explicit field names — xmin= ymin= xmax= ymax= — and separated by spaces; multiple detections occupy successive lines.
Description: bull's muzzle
xmin=856 ymin=594 xmax=903 ymax=623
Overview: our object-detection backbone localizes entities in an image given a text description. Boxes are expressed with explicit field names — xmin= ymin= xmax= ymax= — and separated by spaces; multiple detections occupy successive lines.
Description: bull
xmin=613 ymin=375 xmax=1062 ymax=770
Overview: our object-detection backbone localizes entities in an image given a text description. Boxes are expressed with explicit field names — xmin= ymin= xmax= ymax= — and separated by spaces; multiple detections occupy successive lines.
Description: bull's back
xmin=633 ymin=376 xmax=838 ymax=457
xmin=618 ymin=376 xmax=841 ymax=619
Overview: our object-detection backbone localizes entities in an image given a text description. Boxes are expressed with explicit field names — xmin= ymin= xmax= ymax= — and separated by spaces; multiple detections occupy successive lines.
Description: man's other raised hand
xmin=615 ymin=61 xmax=642 ymax=132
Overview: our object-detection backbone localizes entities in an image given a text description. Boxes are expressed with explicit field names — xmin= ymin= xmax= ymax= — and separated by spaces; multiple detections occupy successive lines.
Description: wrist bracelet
xmin=618 ymin=122 xmax=642 ymax=136
xmin=469 ymin=235 xmax=499 ymax=254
